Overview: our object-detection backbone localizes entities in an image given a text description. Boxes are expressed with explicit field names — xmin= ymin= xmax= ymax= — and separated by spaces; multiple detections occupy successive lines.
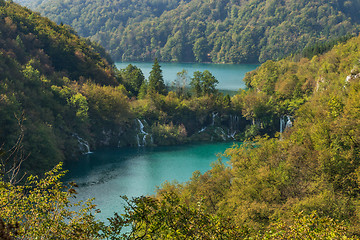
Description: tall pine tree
xmin=148 ymin=58 xmax=167 ymax=95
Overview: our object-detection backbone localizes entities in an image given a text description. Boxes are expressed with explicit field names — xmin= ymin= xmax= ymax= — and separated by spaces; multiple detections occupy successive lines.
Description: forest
xmin=2 ymin=0 xmax=360 ymax=239
xmin=21 ymin=0 xmax=360 ymax=63
xmin=0 ymin=0 xmax=269 ymax=176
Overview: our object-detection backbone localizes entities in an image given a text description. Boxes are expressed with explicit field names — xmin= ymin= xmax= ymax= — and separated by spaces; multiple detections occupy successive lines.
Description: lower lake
xmin=64 ymin=142 xmax=239 ymax=222
xmin=115 ymin=62 xmax=259 ymax=91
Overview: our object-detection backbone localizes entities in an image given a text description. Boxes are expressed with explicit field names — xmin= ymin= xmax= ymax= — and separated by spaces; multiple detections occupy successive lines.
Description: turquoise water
xmin=115 ymin=62 xmax=259 ymax=91
xmin=65 ymin=142 xmax=239 ymax=222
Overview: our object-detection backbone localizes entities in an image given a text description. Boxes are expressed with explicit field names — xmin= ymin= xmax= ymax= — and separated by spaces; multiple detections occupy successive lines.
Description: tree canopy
xmin=4 ymin=1 xmax=360 ymax=238
xmin=22 ymin=0 xmax=360 ymax=63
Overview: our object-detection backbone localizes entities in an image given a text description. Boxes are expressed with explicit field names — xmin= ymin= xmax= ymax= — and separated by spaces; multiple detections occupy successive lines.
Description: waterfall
xmin=216 ymin=127 xmax=227 ymax=141
xmin=136 ymin=134 xmax=140 ymax=147
xmin=198 ymin=126 xmax=207 ymax=133
xmin=280 ymin=117 xmax=285 ymax=133
xmin=280 ymin=116 xmax=292 ymax=133
xmin=228 ymin=115 xmax=240 ymax=139
xmin=136 ymin=119 xmax=151 ymax=147
xmin=285 ymin=116 xmax=292 ymax=129
xmin=137 ymin=119 xmax=146 ymax=134
xmin=73 ymin=134 xmax=92 ymax=154
xmin=228 ymin=130 xmax=236 ymax=139
xmin=212 ymin=112 xmax=218 ymax=126
xmin=198 ymin=114 xmax=241 ymax=140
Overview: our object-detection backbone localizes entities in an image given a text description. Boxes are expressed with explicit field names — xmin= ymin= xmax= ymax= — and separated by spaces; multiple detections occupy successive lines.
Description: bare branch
xmin=0 ymin=112 xmax=29 ymax=185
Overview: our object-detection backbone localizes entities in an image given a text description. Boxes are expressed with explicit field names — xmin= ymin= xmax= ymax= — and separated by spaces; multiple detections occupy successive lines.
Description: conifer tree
xmin=148 ymin=58 xmax=167 ymax=95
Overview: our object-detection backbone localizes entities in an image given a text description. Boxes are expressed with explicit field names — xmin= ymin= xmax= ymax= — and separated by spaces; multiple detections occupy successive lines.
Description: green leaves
xmin=190 ymin=70 xmax=219 ymax=97
xmin=260 ymin=211 xmax=352 ymax=240
xmin=148 ymin=58 xmax=167 ymax=96
xmin=193 ymin=37 xmax=209 ymax=62
xmin=119 ymin=64 xmax=145 ymax=97
xmin=107 ymin=192 xmax=245 ymax=239
xmin=22 ymin=62 xmax=41 ymax=86
xmin=69 ymin=93 xmax=89 ymax=121
xmin=33 ymin=0 xmax=360 ymax=63
xmin=0 ymin=163 xmax=103 ymax=239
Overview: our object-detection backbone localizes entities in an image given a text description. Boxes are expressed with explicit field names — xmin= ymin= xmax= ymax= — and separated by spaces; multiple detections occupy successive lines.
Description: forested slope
xmin=28 ymin=0 xmax=360 ymax=63
xmin=0 ymin=0 xmax=126 ymax=174
xmin=114 ymin=27 xmax=360 ymax=238
xmin=3 ymin=0 xmax=360 ymax=238
xmin=0 ymin=0 xmax=251 ymax=176
xmin=1 ymin=0 xmax=251 ymax=177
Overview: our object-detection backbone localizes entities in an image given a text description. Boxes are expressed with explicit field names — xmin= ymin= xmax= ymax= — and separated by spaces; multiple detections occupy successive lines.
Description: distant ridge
xmin=18 ymin=0 xmax=360 ymax=63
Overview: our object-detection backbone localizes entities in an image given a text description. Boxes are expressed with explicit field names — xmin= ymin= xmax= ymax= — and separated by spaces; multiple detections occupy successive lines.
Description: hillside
xmin=0 ymin=0 xmax=124 ymax=174
xmin=0 ymin=0 xmax=250 ymax=176
xmin=109 ymin=30 xmax=360 ymax=238
xmin=5 ymin=0 xmax=360 ymax=176
xmin=12 ymin=0 xmax=35 ymax=6
xmin=3 ymin=0 xmax=360 ymax=238
xmin=27 ymin=0 xmax=360 ymax=63
xmin=31 ymin=0 xmax=190 ymax=39
xmin=2 ymin=0 xmax=252 ymax=177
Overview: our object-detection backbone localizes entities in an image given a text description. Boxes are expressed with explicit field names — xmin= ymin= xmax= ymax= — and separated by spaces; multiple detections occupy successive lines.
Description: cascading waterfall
xmin=196 ymin=112 xmax=217 ymax=135
xmin=216 ymin=127 xmax=227 ymax=141
xmin=196 ymin=113 xmax=244 ymax=140
xmin=228 ymin=115 xmax=240 ymax=139
xmin=286 ymin=116 xmax=292 ymax=129
xmin=280 ymin=117 xmax=285 ymax=133
xmin=212 ymin=112 xmax=218 ymax=126
xmin=73 ymin=134 xmax=92 ymax=154
xmin=136 ymin=119 xmax=151 ymax=147
xmin=198 ymin=114 xmax=241 ymax=140
xmin=280 ymin=116 xmax=292 ymax=133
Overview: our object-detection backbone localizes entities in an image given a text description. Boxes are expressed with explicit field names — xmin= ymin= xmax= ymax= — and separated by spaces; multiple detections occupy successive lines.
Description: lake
xmin=65 ymin=62 xmax=256 ymax=222
xmin=64 ymin=142 xmax=239 ymax=222
xmin=115 ymin=62 xmax=259 ymax=91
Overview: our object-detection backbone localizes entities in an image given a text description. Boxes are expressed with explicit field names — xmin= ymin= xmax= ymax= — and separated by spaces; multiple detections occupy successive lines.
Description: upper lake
xmin=115 ymin=62 xmax=259 ymax=91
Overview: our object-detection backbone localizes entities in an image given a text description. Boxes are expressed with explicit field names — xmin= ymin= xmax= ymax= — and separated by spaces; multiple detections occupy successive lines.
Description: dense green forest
xmin=0 ymin=0 xmax=125 ymax=175
xmin=106 ymin=24 xmax=360 ymax=239
xmin=21 ymin=0 xmax=360 ymax=63
xmin=3 ymin=0 xmax=360 ymax=238
xmin=0 ymin=0 xmax=257 ymax=176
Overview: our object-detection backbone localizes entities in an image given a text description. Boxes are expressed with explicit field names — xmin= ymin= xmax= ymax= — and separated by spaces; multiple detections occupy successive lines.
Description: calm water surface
xmin=115 ymin=62 xmax=259 ymax=91
xmin=65 ymin=142 xmax=239 ymax=222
